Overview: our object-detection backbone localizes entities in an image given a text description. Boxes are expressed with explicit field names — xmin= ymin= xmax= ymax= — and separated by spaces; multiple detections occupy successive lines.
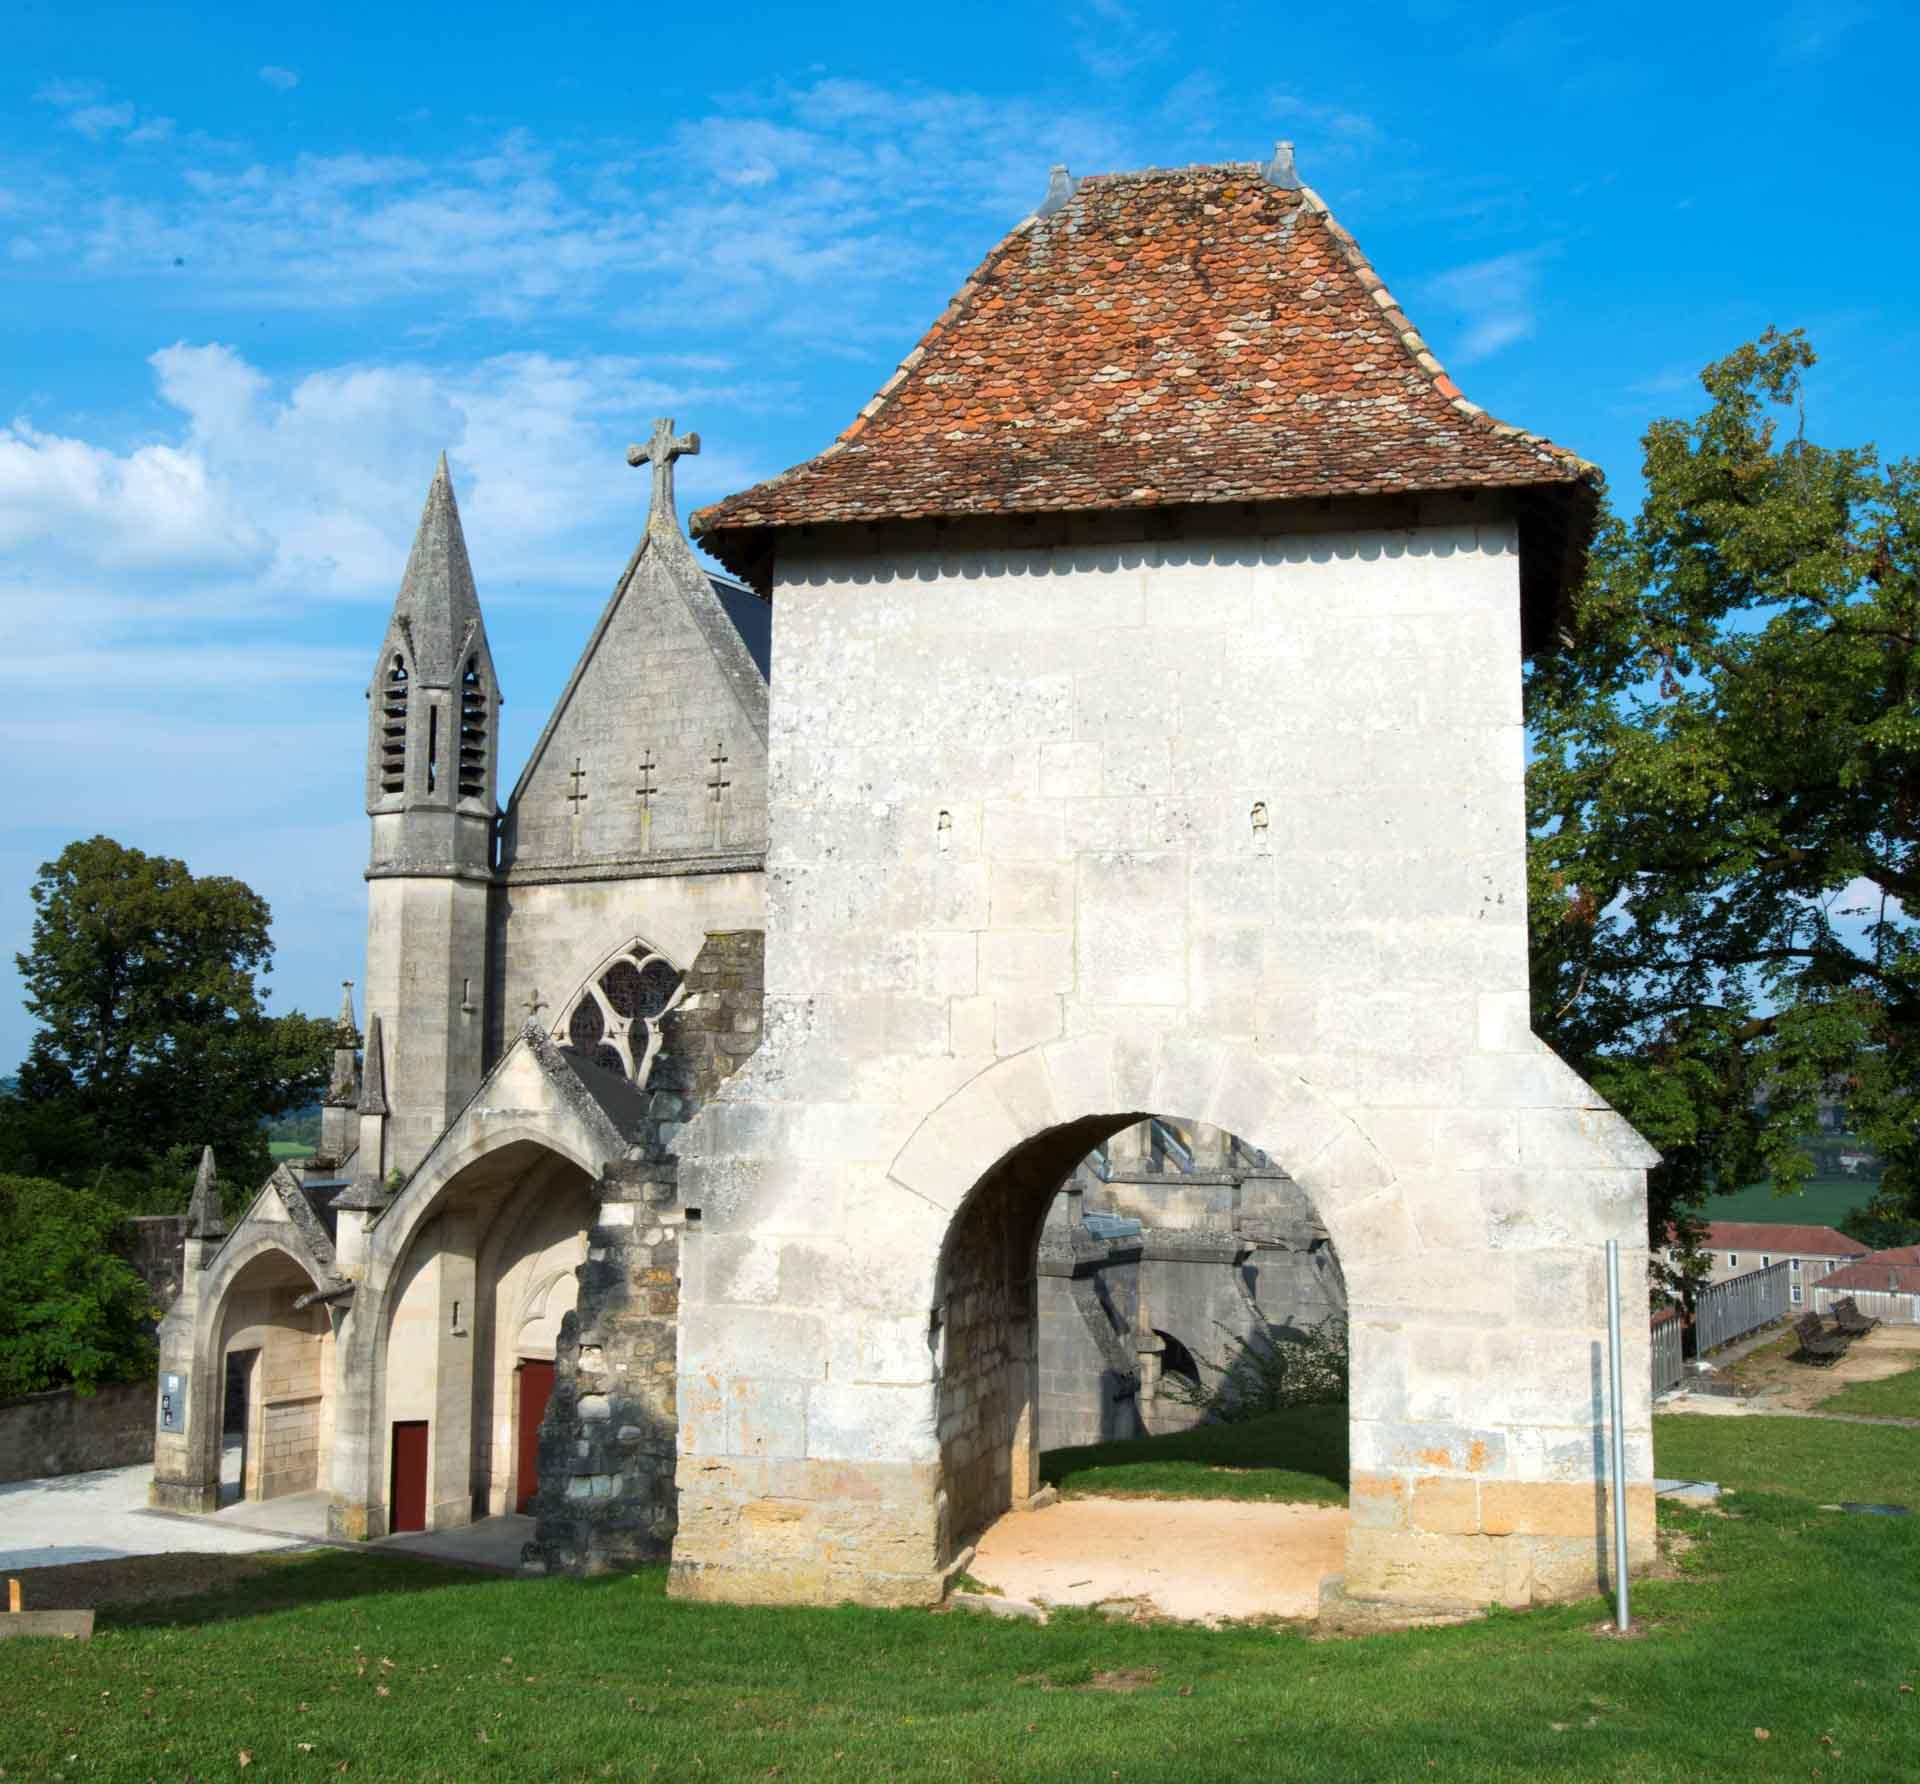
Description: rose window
xmin=559 ymin=944 xmax=683 ymax=1082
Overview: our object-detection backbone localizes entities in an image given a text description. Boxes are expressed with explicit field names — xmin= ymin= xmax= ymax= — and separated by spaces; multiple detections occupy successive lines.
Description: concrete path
xmin=0 ymin=1461 xmax=306 ymax=1573
xmin=3 ymin=1445 xmax=535 ymax=1577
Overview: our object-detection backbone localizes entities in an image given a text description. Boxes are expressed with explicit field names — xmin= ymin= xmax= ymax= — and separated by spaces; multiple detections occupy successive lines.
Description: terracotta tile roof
xmin=1821 ymin=1247 xmax=1920 ymax=1296
xmin=694 ymin=161 xmax=1599 ymax=631
xmin=1701 ymin=1221 xmax=1869 ymax=1258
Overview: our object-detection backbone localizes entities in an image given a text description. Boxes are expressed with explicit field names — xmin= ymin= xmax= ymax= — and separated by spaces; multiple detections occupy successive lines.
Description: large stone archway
xmin=345 ymin=1136 xmax=597 ymax=1536
xmin=152 ymin=1223 xmax=333 ymax=1516
xmin=673 ymin=1021 xmax=1657 ymax=1612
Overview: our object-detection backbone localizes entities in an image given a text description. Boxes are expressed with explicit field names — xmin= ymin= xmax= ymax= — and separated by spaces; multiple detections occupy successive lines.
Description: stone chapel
xmin=153 ymin=146 xmax=1660 ymax=1617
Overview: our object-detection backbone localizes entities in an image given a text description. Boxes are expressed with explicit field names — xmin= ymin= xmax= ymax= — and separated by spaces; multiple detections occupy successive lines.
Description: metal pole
xmin=1605 ymin=1238 xmax=1631 ymax=1633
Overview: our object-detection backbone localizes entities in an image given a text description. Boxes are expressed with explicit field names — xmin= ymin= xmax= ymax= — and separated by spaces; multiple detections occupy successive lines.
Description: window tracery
xmin=557 ymin=942 xmax=683 ymax=1083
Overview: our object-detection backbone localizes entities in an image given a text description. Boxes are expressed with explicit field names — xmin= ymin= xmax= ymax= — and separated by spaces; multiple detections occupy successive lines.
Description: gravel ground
xmin=970 ymin=1497 xmax=1348 ymax=1623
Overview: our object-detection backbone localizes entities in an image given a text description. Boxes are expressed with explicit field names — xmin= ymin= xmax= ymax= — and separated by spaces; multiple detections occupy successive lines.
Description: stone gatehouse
xmin=152 ymin=147 xmax=1657 ymax=1618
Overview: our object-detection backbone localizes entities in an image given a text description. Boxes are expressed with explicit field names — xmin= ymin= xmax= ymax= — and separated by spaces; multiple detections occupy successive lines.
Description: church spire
xmin=366 ymin=454 xmax=501 ymax=827
xmin=389 ymin=453 xmax=488 ymax=686
xmin=361 ymin=457 xmax=498 ymax=1178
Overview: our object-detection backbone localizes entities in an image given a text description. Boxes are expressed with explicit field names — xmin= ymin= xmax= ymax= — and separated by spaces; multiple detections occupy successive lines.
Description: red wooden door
xmin=517 ymin=1360 xmax=556 ymax=1514
xmin=390 ymin=1421 xmax=429 ymax=1533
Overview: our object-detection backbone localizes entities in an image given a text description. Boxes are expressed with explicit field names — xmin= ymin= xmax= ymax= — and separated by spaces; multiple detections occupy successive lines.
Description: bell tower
xmin=362 ymin=454 xmax=499 ymax=1175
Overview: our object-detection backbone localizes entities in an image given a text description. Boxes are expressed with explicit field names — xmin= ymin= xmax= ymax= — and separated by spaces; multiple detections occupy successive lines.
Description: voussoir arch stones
xmin=887 ymin=1033 xmax=1397 ymax=1259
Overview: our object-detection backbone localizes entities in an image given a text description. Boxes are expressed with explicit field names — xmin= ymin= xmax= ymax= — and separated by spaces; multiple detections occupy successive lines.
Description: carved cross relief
xmin=707 ymin=740 xmax=731 ymax=849
xmin=635 ymin=748 xmax=659 ymax=854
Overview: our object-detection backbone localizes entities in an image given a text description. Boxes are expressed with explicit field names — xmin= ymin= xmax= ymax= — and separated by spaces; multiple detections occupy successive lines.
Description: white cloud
xmin=4 ymin=78 xmax=1149 ymax=330
xmin=0 ymin=337 xmax=780 ymax=1059
xmin=1778 ymin=3 xmax=1869 ymax=60
xmin=1072 ymin=0 xmax=1175 ymax=82
xmin=0 ymin=416 xmax=267 ymax=572
xmin=68 ymin=102 xmax=136 ymax=140
xmin=1269 ymin=91 xmax=1381 ymax=150
xmin=1829 ymin=876 xmax=1904 ymax=922
xmin=1421 ymin=249 xmax=1545 ymax=362
xmin=34 ymin=78 xmax=171 ymax=145
xmin=35 ymin=78 xmax=105 ymax=108
xmin=258 ymin=66 xmax=300 ymax=92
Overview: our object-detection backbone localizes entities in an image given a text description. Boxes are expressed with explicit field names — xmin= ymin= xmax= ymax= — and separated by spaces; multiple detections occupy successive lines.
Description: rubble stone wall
xmin=0 ymin=1382 xmax=155 ymax=1484
xmin=523 ymin=929 xmax=765 ymax=1575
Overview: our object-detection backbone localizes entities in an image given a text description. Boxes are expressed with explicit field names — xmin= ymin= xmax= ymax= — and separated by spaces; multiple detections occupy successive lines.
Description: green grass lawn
xmin=1 ymin=1414 xmax=1913 ymax=1781
xmin=1654 ymin=1408 xmax=1919 ymax=1502
xmin=1040 ymin=1404 xmax=1347 ymax=1503
xmin=1817 ymin=1364 xmax=1920 ymax=1421
xmin=267 ymin=1140 xmax=315 ymax=1162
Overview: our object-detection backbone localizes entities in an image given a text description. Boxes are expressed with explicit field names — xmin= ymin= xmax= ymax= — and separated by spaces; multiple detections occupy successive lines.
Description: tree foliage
xmin=1528 ymin=331 xmax=1919 ymax=1272
xmin=0 ymin=1174 xmax=157 ymax=1395
xmin=1165 ymin=1314 xmax=1350 ymax=1422
xmin=3 ymin=837 xmax=333 ymax=1207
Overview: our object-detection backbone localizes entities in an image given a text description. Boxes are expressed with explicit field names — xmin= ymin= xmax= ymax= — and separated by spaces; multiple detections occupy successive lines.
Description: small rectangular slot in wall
xmin=426 ymin=705 xmax=439 ymax=793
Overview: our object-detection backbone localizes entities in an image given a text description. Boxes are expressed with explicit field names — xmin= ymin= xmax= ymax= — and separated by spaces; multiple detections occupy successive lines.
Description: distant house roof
xmin=692 ymin=160 xmax=1599 ymax=644
xmin=1700 ymin=1222 xmax=1868 ymax=1258
xmin=1821 ymin=1246 xmax=1920 ymax=1296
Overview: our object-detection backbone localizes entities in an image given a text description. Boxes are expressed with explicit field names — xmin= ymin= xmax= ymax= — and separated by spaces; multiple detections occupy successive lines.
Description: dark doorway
xmin=516 ymin=1360 xmax=556 ymax=1514
xmin=221 ymin=1348 xmax=257 ymax=1507
xmin=390 ymin=1420 xmax=429 ymax=1533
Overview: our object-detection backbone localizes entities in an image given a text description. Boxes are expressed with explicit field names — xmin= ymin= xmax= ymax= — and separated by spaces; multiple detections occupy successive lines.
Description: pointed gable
xmin=501 ymin=474 xmax=769 ymax=875
xmin=693 ymin=159 xmax=1599 ymax=641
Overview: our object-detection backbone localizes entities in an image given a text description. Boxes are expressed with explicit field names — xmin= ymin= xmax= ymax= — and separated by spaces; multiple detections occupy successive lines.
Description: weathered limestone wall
xmin=478 ymin=1180 xmax=592 ymax=1515
xmin=674 ymin=508 xmax=1658 ymax=1613
xmin=222 ymin=1280 xmax=330 ymax=1502
xmin=486 ymin=870 xmax=763 ymax=1069
xmin=364 ymin=872 xmax=491 ymax=1175
xmin=500 ymin=540 xmax=769 ymax=873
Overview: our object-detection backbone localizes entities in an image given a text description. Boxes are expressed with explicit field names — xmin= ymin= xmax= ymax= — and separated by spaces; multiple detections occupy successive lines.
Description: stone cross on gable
xmin=626 ymin=418 xmax=700 ymax=536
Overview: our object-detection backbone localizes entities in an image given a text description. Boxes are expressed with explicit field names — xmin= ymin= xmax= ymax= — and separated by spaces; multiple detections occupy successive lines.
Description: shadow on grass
xmin=1040 ymin=1403 xmax=1349 ymax=1503
xmin=68 ymin=1547 xmax=504 ymax=1633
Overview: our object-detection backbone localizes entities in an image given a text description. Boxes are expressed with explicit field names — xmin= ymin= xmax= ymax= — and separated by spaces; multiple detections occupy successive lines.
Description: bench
xmin=1833 ymin=1296 xmax=1880 ymax=1336
xmin=1793 ymin=1312 xmax=1850 ymax=1365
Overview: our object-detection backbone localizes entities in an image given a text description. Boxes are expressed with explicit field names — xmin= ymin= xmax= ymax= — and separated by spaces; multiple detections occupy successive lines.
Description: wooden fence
xmin=1695 ymin=1259 xmax=1792 ymax=1354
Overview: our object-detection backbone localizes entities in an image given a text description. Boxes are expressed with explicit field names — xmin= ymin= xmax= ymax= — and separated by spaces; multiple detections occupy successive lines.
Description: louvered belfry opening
xmin=380 ymin=654 xmax=409 ymax=794
xmin=458 ymin=656 xmax=487 ymax=799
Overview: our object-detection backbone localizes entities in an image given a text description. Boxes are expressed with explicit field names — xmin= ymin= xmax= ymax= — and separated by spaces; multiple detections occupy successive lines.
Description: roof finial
xmin=627 ymin=419 xmax=701 ymax=538
xmin=1263 ymin=140 xmax=1302 ymax=191
xmin=187 ymin=1145 xmax=226 ymax=1241
xmin=1037 ymin=164 xmax=1077 ymax=218
xmin=358 ymin=1012 xmax=390 ymax=1117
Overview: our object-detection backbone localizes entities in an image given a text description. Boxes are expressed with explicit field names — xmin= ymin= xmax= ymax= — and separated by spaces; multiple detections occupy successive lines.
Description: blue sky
xmin=0 ymin=1 xmax=1911 ymax=1068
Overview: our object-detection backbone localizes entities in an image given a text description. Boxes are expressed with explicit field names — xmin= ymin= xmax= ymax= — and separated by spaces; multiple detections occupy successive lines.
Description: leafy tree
xmin=0 ymin=1174 xmax=157 ymax=1394
xmin=6 ymin=837 xmax=333 ymax=1206
xmin=1528 ymin=330 xmax=1918 ymax=1279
